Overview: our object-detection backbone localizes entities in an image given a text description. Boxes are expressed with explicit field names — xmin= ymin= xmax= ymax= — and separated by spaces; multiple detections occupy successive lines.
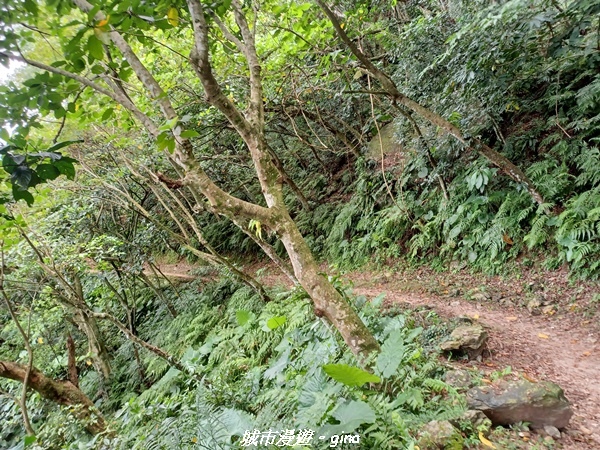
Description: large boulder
xmin=467 ymin=379 xmax=573 ymax=428
xmin=440 ymin=324 xmax=488 ymax=358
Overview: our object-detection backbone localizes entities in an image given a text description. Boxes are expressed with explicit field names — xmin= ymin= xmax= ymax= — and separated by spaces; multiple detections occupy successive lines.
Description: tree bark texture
xmin=0 ymin=360 xmax=106 ymax=435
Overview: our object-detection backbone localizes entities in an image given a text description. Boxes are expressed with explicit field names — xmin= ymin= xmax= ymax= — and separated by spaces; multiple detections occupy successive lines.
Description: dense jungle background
xmin=0 ymin=0 xmax=599 ymax=448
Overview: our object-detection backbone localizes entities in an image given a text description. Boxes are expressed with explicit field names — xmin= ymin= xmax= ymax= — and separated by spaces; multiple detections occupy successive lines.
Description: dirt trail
xmin=353 ymin=283 xmax=600 ymax=449
xmin=161 ymin=260 xmax=600 ymax=448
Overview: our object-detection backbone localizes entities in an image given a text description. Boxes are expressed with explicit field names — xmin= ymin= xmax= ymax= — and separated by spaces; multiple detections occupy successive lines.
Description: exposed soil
xmin=162 ymin=259 xmax=600 ymax=449
xmin=348 ymin=266 xmax=600 ymax=450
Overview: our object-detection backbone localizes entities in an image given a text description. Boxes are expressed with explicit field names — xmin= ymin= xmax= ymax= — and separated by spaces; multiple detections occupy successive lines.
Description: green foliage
xmin=322 ymin=364 xmax=381 ymax=387
xmin=0 ymin=138 xmax=78 ymax=206
xmin=27 ymin=280 xmax=462 ymax=450
xmin=2 ymin=0 xmax=600 ymax=447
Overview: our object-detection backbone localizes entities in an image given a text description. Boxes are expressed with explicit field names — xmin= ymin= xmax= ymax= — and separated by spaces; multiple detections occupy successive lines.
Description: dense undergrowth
xmin=288 ymin=0 xmax=599 ymax=278
xmin=2 ymin=276 xmax=474 ymax=450
xmin=1 ymin=0 xmax=599 ymax=448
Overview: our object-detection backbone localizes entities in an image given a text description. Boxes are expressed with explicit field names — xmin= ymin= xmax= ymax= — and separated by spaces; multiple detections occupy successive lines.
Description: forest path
xmin=160 ymin=260 xmax=600 ymax=448
xmin=353 ymin=284 xmax=599 ymax=448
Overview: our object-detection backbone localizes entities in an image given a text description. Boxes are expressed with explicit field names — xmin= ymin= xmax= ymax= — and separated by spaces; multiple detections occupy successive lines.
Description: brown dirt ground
xmin=346 ymin=265 xmax=600 ymax=450
xmin=163 ymin=259 xmax=600 ymax=449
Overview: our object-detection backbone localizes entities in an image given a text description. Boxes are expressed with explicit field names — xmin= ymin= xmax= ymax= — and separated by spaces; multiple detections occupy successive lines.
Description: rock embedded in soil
xmin=543 ymin=425 xmax=561 ymax=439
xmin=471 ymin=292 xmax=492 ymax=302
xmin=444 ymin=369 xmax=473 ymax=390
xmin=466 ymin=379 xmax=573 ymax=429
xmin=417 ymin=420 xmax=463 ymax=449
xmin=527 ymin=297 xmax=542 ymax=315
xmin=440 ymin=324 xmax=488 ymax=357
xmin=450 ymin=410 xmax=490 ymax=430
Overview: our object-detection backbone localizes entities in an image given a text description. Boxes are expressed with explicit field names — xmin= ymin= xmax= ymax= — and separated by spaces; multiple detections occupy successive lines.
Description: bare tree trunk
xmin=277 ymin=215 xmax=380 ymax=359
xmin=185 ymin=0 xmax=381 ymax=362
xmin=18 ymin=230 xmax=112 ymax=380
xmin=72 ymin=309 xmax=111 ymax=380
xmin=66 ymin=334 xmax=79 ymax=388
xmin=0 ymin=251 xmax=35 ymax=436
xmin=0 ymin=361 xmax=106 ymax=435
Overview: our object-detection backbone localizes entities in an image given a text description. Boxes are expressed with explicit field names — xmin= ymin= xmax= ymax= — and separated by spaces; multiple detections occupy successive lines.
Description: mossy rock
xmin=417 ymin=420 xmax=464 ymax=449
xmin=467 ymin=379 xmax=573 ymax=428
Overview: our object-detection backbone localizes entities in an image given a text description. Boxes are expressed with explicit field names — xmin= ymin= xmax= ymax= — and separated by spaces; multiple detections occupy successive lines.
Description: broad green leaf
xmin=101 ymin=108 xmax=114 ymax=121
xmin=46 ymin=139 xmax=83 ymax=153
xmin=264 ymin=348 xmax=290 ymax=379
xmin=3 ymin=154 xmax=21 ymax=174
xmin=235 ymin=310 xmax=252 ymax=326
xmin=216 ymin=0 xmax=232 ymax=17
xmin=12 ymin=187 xmax=34 ymax=206
xmin=0 ymin=129 xmax=10 ymax=143
xmin=54 ymin=159 xmax=76 ymax=180
xmin=266 ymin=316 xmax=287 ymax=329
xmin=321 ymin=399 xmax=376 ymax=435
xmin=376 ymin=330 xmax=405 ymax=378
xmin=322 ymin=364 xmax=380 ymax=387
xmin=11 ymin=166 xmax=32 ymax=190
xmin=333 ymin=399 xmax=376 ymax=424
xmin=87 ymin=35 xmax=104 ymax=61
xmin=180 ymin=129 xmax=200 ymax=138
xmin=23 ymin=0 xmax=38 ymax=15
xmin=219 ymin=408 xmax=254 ymax=438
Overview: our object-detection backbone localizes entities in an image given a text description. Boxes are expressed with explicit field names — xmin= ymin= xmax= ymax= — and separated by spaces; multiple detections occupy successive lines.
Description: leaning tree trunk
xmin=317 ymin=0 xmax=545 ymax=206
xmin=64 ymin=0 xmax=382 ymax=363
xmin=0 ymin=360 xmax=106 ymax=435
xmin=277 ymin=213 xmax=381 ymax=358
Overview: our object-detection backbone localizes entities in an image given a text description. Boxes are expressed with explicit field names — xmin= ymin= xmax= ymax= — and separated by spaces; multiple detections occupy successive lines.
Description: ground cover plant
xmin=0 ymin=0 xmax=598 ymax=448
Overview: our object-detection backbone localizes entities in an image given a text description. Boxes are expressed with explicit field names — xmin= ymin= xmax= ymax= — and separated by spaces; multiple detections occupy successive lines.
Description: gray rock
xmin=366 ymin=123 xmax=410 ymax=161
xmin=444 ymin=369 xmax=473 ymax=389
xmin=440 ymin=324 xmax=488 ymax=357
xmin=417 ymin=420 xmax=463 ymax=449
xmin=527 ymin=298 xmax=542 ymax=315
xmin=471 ymin=292 xmax=491 ymax=302
xmin=467 ymin=379 xmax=573 ymax=428
xmin=536 ymin=293 xmax=550 ymax=306
xmin=543 ymin=425 xmax=561 ymax=439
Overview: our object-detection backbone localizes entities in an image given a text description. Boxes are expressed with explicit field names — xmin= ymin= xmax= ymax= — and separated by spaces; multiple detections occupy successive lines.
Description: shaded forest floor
xmin=158 ymin=259 xmax=600 ymax=449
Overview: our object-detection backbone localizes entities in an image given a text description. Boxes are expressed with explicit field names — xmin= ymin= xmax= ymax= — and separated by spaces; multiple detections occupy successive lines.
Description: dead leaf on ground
xmin=502 ymin=234 xmax=514 ymax=245
xmin=538 ymin=333 xmax=549 ymax=339
xmin=582 ymin=351 xmax=592 ymax=357
xmin=479 ymin=431 xmax=497 ymax=449
xmin=522 ymin=373 xmax=538 ymax=382
xmin=506 ymin=316 xmax=518 ymax=321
